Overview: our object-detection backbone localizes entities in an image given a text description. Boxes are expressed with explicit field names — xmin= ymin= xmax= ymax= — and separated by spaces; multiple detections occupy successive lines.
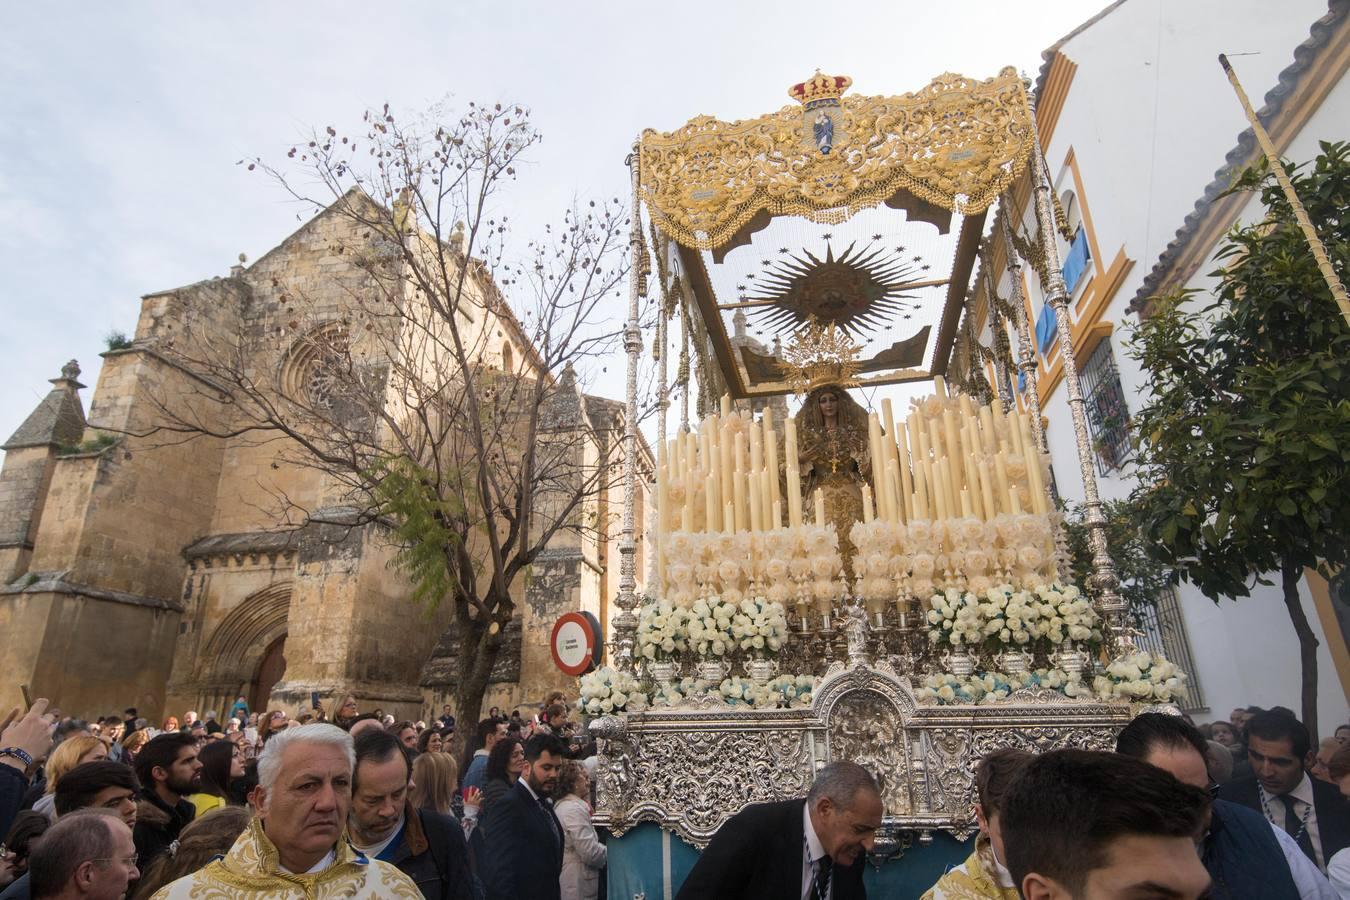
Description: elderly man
xmin=27 ymin=809 xmax=138 ymax=900
xmin=674 ymin=760 xmax=882 ymax=900
xmin=149 ymin=723 xmax=419 ymax=898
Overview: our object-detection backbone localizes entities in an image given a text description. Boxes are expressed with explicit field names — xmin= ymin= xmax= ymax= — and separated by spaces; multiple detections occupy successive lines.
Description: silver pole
xmin=1024 ymin=132 xmax=1129 ymax=650
xmin=613 ymin=141 xmax=645 ymax=672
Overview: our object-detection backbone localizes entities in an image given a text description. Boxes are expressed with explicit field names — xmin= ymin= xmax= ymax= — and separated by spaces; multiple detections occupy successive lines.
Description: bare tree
xmin=130 ymin=100 xmax=645 ymax=738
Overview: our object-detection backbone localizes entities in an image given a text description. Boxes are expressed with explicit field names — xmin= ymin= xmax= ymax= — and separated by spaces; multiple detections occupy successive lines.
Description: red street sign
xmin=551 ymin=611 xmax=602 ymax=676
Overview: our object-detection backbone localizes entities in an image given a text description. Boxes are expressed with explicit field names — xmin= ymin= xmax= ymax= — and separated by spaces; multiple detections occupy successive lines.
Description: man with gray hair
xmin=28 ymin=808 xmax=138 ymax=900
xmin=148 ymin=724 xmax=419 ymax=898
xmin=675 ymin=760 xmax=882 ymax=899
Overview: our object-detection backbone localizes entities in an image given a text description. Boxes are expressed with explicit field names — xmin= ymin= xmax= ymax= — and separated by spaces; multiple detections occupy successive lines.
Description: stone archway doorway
xmin=251 ymin=635 xmax=287 ymax=713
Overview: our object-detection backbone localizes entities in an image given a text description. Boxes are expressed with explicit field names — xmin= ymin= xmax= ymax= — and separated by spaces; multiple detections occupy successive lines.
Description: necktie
xmin=1280 ymin=794 xmax=1316 ymax=863
xmin=812 ymin=854 xmax=833 ymax=900
xmin=538 ymin=796 xmax=562 ymax=850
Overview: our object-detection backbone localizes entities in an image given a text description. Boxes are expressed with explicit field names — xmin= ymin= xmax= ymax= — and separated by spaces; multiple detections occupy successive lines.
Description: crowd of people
xmin=0 ymin=692 xmax=605 ymax=900
xmin=6 ymin=690 xmax=1350 ymax=899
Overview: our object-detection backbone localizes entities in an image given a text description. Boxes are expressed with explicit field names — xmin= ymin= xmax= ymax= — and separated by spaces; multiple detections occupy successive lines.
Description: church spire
xmin=3 ymin=360 xmax=87 ymax=450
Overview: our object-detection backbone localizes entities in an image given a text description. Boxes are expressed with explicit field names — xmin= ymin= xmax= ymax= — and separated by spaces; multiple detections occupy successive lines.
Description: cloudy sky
xmin=0 ymin=1 xmax=1097 ymax=453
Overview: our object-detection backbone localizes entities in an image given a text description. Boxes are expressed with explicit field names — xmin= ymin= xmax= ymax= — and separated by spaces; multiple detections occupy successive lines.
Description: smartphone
xmin=19 ymin=684 xmax=31 ymax=708
xmin=310 ymin=691 xmax=321 ymax=709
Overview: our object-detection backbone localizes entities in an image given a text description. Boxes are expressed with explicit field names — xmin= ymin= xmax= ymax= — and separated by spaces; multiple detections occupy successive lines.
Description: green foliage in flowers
xmin=1128 ymin=142 xmax=1350 ymax=738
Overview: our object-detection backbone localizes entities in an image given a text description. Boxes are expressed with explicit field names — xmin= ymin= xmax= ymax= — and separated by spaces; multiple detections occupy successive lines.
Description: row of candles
xmin=860 ymin=375 xmax=1050 ymax=529
xmin=652 ymin=382 xmax=1053 ymax=587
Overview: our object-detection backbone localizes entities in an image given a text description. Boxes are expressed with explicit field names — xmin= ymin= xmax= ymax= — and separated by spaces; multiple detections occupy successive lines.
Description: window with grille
xmin=1132 ymin=587 xmax=1207 ymax=712
xmin=1080 ymin=338 xmax=1130 ymax=474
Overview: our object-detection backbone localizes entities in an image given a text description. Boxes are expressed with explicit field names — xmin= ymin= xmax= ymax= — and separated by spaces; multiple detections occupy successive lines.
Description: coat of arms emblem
xmin=790 ymin=71 xmax=852 ymax=155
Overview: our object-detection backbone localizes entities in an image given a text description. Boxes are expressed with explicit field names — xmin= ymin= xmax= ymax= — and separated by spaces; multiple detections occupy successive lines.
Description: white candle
xmin=785 ymin=418 xmax=802 ymax=527
xmin=862 ymin=485 xmax=874 ymax=523
xmin=815 ymin=489 xmax=826 ymax=527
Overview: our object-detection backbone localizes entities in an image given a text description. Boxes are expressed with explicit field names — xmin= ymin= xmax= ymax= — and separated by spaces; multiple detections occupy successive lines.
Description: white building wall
xmin=994 ymin=0 xmax=1349 ymax=728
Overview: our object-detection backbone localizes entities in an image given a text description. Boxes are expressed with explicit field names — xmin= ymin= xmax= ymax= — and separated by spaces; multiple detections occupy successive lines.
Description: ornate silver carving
xmin=593 ymin=663 xmax=1132 ymax=848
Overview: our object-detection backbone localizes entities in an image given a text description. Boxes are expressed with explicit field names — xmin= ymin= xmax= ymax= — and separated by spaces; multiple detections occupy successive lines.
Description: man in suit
xmin=1219 ymin=709 xmax=1350 ymax=873
xmin=1118 ymin=712 xmax=1334 ymax=898
xmin=675 ymin=761 xmax=883 ymax=900
xmin=479 ymin=732 xmax=566 ymax=900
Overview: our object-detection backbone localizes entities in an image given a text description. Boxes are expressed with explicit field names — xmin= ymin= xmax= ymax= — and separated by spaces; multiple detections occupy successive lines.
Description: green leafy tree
xmin=1129 ymin=142 xmax=1350 ymax=738
xmin=1064 ymin=499 xmax=1175 ymax=622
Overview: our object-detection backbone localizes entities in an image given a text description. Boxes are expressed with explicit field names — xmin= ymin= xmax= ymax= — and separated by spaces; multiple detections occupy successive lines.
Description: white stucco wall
xmin=988 ymin=0 xmax=1349 ymax=729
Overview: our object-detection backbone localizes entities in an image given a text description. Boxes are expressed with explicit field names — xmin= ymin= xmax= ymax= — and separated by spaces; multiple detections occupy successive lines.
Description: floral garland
xmin=926 ymin=583 xmax=1102 ymax=654
xmin=915 ymin=667 xmax=1095 ymax=705
xmin=576 ymin=667 xmax=649 ymax=716
xmin=718 ymin=674 xmax=818 ymax=708
xmin=1093 ymin=652 xmax=1188 ymax=704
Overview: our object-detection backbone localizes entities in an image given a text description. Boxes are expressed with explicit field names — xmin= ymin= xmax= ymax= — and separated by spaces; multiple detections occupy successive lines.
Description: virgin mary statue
xmin=795 ymin=384 xmax=872 ymax=574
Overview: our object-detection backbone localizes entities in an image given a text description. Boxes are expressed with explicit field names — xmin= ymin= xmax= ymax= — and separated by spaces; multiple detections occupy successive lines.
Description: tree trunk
xmin=1280 ymin=560 xmax=1320 ymax=741
xmin=446 ymin=614 xmax=501 ymax=761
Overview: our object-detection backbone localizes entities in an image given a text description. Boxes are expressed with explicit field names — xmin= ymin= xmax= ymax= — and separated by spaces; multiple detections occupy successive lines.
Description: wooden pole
xmin=1219 ymin=54 xmax=1350 ymax=328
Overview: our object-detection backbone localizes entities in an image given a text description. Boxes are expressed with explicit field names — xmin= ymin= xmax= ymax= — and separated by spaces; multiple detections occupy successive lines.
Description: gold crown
xmin=789 ymin=71 xmax=853 ymax=108
xmin=778 ymin=317 xmax=862 ymax=395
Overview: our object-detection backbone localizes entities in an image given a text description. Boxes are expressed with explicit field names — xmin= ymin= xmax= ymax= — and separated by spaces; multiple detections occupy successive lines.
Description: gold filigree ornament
xmin=639 ymin=67 xmax=1035 ymax=251
xmin=779 ymin=316 xmax=863 ymax=395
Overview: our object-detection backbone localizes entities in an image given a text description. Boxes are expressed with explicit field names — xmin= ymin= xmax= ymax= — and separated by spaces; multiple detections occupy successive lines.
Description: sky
xmin=0 ymin=1 xmax=1100 ymax=455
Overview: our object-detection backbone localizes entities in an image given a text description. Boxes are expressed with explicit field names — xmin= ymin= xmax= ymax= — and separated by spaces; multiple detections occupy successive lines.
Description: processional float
xmin=591 ymin=68 xmax=1183 ymax=889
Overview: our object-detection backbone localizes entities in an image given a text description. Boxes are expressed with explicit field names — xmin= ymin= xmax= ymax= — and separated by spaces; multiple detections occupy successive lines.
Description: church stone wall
xmin=0 ymin=446 xmax=55 ymax=581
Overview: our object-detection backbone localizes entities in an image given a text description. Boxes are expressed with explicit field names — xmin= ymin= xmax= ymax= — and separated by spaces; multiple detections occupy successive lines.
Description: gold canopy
xmin=639 ymin=67 xmax=1034 ymax=252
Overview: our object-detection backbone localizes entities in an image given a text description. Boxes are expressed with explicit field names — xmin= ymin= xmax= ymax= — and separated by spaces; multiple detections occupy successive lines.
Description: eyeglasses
xmin=90 ymin=853 xmax=138 ymax=868
xmin=1207 ymin=781 xmax=1221 ymax=798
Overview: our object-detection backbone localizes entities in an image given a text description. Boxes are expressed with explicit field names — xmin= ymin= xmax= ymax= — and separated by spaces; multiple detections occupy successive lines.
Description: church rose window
xmin=280 ymin=324 xmax=351 ymax=411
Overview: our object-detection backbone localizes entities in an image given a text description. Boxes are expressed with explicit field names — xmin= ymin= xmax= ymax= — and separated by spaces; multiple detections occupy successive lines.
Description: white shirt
xmin=801 ymin=803 xmax=832 ymax=900
xmin=278 ymin=849 xmax=336 ymax=875
xmin=1270 ymin=822 xmax=1339 ymax=899
xmin=1327 ymin=847 xmax=1350 ymax=898
xmin=1261 ymin=774 xmax=1325 ymax=870
xmin=350 ymin=815 xmax=405 ymax=862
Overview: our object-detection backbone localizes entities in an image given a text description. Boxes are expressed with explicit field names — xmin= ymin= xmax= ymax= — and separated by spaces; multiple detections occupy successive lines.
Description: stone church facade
xmin=0 ymin=195 xmax=650 ymax=723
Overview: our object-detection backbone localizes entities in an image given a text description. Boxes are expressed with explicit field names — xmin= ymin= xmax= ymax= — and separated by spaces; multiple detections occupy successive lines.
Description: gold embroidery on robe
xmin=921 ymin=835 xmax=1020 ymax=900
xmin=149 ymin=817 xmax=422 ymax=899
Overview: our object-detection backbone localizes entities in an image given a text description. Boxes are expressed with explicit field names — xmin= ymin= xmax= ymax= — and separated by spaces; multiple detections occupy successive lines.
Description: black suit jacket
xmin=479 ymin=780 xmax=564 ymax=900
xmin=1218 ymin=774 xmax=1350 ymax=863
xmin=675 ymin=799 xmax=866 ymax=900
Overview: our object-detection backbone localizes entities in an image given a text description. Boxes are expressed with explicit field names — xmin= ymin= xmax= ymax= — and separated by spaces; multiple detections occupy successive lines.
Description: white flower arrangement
xmin=687 ymin=596 xmax=737 ymax=657
xmin=925 ymin=583 xmax=1102 ymax=654
xmin=1093 ymin=651 xmax=1187 ymax=704
xmin=637 ymin=599 xmax=691 ymax=661
xmin=729 ymin=597 xmax=789 ymax=656
xmin=576 ymin=667 xmax=649 ymax=716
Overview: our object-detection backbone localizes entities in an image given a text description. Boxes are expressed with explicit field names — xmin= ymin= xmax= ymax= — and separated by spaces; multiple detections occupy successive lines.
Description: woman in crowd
xmin=257 ymin=710 xmax=288 ymax=745
xmin=333 ymin=695 xmax=361 ymax=730
xmin=554 ymin=760 xmax=605 ymax=900
xmin=480 ymin=737 xmax=525 ymax=813
xmin=34 ymin=735 xmax=107 ymax=821
xmin=161 ymin=716 xmax=179 ymax=733
xmin=129 ymin=806 xmax=252 ymax=900
xmin=416 ymin=727 xmax=445 ymax=756
xmin=110 ymin=727 xmax=148 ymax=765
xmin=412 ymin=752 xmax=461 ymax=818
xmin=187 ymin=739 xmax=244 ymax=816
xmin=0 ymin=811 xmax=48 ymax=890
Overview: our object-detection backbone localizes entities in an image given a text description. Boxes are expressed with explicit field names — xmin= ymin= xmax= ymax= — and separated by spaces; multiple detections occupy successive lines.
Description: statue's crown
xmin=779 ymin=317 xmax=862 ymax=395
xmin=789 ymin=71 xmax=853 ymax=108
